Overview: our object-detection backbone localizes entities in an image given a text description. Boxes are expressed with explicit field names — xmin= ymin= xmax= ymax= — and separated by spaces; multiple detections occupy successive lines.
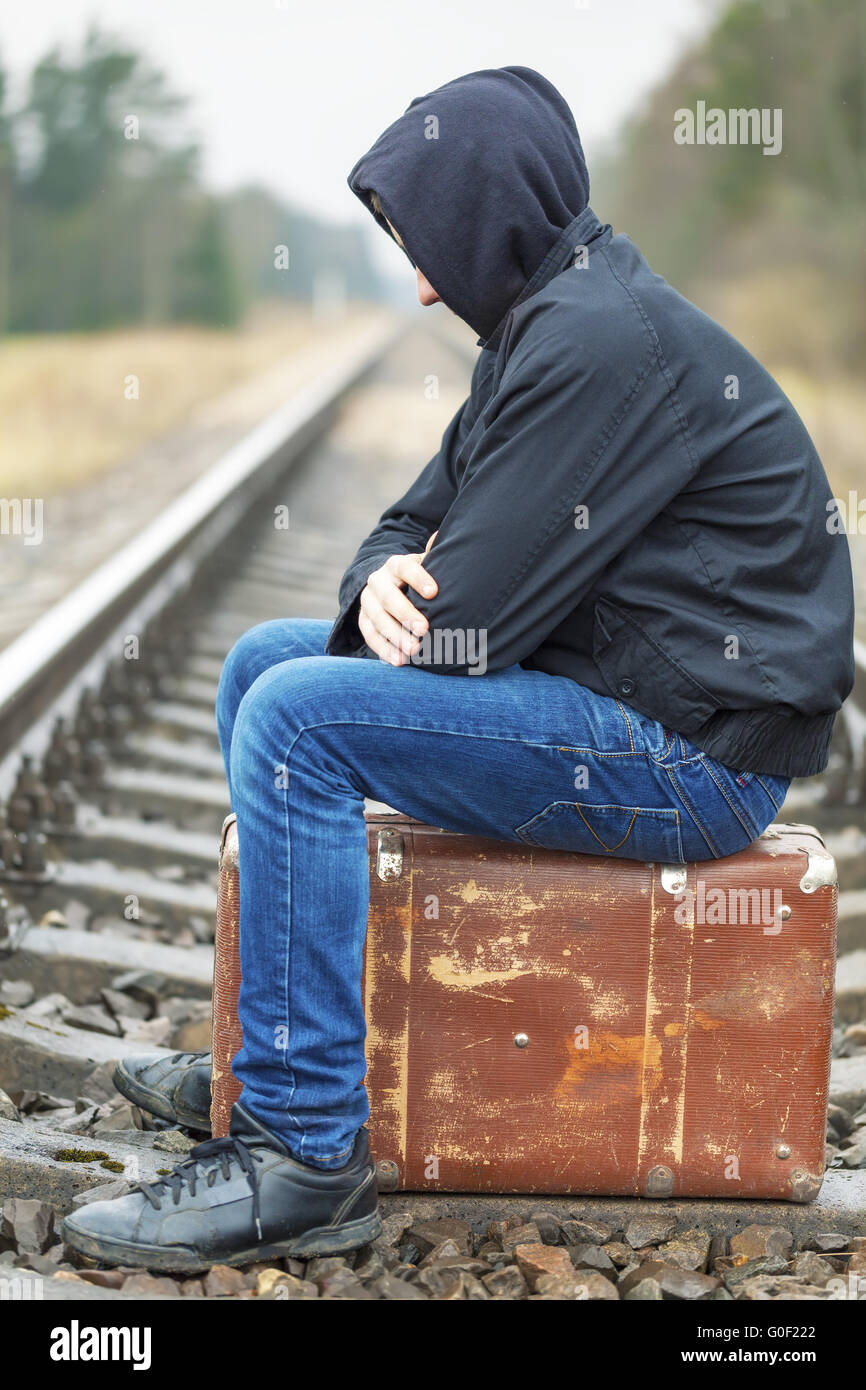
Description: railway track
xmin=0 ymin=317 xmax=865 ymax=1302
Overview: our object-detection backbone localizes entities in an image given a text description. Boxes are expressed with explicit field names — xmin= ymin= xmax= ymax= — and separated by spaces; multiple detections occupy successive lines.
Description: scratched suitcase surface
xmin=212 ymin=812 xmax=836 ymax=1202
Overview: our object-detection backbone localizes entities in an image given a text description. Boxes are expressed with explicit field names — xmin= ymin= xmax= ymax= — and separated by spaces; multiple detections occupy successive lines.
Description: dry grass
xmin=691 ymin=263 xmax=866 ymax=495
xmin=0 ymin=304 xmax=385 ymax=497
xmin=772 ymin=369 xmax=866 ymax=498
xmin=2 ymin=291 xmax=861 ymax=507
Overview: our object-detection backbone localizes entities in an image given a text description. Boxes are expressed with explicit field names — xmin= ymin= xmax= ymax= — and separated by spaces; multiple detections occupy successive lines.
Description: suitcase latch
xmin=376 ymin=828 xmax=404 ymax=881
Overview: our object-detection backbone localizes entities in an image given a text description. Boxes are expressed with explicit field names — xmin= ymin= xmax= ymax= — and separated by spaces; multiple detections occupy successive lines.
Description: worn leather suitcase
xmin=211 ymin=811 xmax=836 ymax=1202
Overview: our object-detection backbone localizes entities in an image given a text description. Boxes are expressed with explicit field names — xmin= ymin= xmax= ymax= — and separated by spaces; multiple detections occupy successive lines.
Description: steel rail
xmin=0 ymin=317 xmax=403 ymax=795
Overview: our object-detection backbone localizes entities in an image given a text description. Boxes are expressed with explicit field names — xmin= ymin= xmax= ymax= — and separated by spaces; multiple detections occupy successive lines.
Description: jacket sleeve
xmin=324 ymin=383 xmax=479 ymax=656
xmin=405 ymin=300 xmax=700 ymax=674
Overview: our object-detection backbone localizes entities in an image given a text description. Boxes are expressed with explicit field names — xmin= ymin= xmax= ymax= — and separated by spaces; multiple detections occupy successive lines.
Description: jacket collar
xmin=478 ymin=205 xmax=612 ymax=351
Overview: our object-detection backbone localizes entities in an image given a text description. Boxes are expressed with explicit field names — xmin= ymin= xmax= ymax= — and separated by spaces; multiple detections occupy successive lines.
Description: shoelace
xmin=137 ymin=1136 xmax=267 ymax=1239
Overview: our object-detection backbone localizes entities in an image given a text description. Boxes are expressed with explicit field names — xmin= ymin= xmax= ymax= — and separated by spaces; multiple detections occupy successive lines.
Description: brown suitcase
xmin=211 ymin=811 xmax=836 ymax=1202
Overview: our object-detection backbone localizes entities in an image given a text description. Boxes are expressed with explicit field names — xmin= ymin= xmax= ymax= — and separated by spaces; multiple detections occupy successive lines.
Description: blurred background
xmin=2 ymin=1 xmax=866 ymax=1232
xmin=0 ymin=0 xmax=863 ymax=643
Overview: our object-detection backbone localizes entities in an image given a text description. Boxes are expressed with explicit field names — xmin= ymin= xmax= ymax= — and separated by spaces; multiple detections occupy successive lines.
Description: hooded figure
xmin=61 ymin=67 xmax=856 ymax=1276
xmin=347 ymin=66 xmax=590 ymax=345
xmin=328 ymin=67 xmax=854 ymax=780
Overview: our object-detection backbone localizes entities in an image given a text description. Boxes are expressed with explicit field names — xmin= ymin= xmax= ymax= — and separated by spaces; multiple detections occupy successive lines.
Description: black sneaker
xmin=61 ymin=1102 xmax=381 ymax=1273
xmin=113 ymin=1051 xmax=213 ymax=1132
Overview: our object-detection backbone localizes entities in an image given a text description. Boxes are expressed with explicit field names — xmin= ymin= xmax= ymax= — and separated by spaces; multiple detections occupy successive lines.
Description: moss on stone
xmin=54 ymin=1148 xmax=111 ymax=1163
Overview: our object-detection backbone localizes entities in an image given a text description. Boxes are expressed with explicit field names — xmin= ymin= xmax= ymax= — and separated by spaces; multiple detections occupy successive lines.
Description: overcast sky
xmin=0 ymin=0 xmax=716 ymax=274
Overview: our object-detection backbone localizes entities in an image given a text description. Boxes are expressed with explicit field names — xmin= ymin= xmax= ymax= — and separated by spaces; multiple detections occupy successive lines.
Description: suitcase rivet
xmin=513 ymin=1032 xmax=530 ymax=1048
xmin=779 ymin=905 xmax=792 ymax=920
xmin=646 ymin=1164 xmax=674 ymax=1197
xmin=788 ymin=1168 xmax=823 ymax=1202
xmin=375 ymin=1159 xmax=400 ymax=1191
xmin=775 ymin=1143 xmax=792 ymax=1160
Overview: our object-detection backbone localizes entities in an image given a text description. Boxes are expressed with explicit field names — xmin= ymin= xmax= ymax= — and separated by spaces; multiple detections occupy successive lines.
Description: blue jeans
xmin=216 ymin=617 xmax=790 ymax=1168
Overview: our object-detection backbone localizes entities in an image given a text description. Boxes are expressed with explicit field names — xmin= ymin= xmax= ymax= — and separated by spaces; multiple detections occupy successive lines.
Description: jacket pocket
xmin=515 ymin=801 xmax=683 ymax=862
xmin=593 ymin=596 xmax=720 ymax=737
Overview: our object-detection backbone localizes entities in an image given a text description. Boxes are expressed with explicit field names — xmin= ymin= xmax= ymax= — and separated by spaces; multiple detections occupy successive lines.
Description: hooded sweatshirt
xmin=348 ymin=66 xmax=590 ymax=344
xmin=326 ymin=67 xmax=854 ymax=779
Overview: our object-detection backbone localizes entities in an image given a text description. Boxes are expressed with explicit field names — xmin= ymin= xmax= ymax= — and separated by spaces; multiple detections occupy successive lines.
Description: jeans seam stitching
xmin=614 ymin=700 xmax=635 ymax=751
xmin=700 ymin=758 xmax=758 ymax=840
xmin=576 ymin=803 xmax=636 ymax=853
xmin=517 ymin=800 xmax=680 ymax=852
xmin=754 ymin=773 xmax=782 ymax=812
xmin=283 ymin=721 xmax=606 ymax=749
xmin=558 ymin=747 xmax=644 ymax=758
xmin=664 ymin=765 xmax=719 ymax=857
xmin=278 ymin=744 xmax=299 ymax=1121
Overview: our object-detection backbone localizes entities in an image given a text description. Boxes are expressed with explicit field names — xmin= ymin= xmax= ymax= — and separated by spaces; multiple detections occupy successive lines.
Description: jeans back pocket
xmin=515 ymin=801 xmax=683 ymax=862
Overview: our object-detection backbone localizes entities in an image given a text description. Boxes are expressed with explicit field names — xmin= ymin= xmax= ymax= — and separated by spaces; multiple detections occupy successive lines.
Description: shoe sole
xmin=62 ymin=1210 xmax=383 ymax=1275
xmin=112 ymin=1060 xmax=212 ymax=1133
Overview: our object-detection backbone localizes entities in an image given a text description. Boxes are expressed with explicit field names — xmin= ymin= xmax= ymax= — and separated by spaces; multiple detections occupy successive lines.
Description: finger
xmin=370 ymin=567 xmax=430 ymax=634
xmin=360 ymin=586 xmax=420 ymax=656
xmin=424 ymin=530 xmax=438 ymax=553
xmin=359 ymin=608 xmax=404 ymax=665
xmin=389 ymin=553 xmax=438 ymax=600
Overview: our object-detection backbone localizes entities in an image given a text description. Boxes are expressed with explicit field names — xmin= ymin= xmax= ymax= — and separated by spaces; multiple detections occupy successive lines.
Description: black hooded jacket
xmin=326 ymin=67 xmax=854 ymax=779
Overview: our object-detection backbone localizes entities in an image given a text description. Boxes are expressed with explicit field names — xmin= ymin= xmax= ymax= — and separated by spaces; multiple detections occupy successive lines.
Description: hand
xmin=358 ymin=533 xmax=439 ymax=666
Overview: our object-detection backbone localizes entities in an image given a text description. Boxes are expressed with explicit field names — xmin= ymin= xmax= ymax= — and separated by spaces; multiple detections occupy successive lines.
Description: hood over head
xmin=348 ymin=66 xmax=590 ymax=344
